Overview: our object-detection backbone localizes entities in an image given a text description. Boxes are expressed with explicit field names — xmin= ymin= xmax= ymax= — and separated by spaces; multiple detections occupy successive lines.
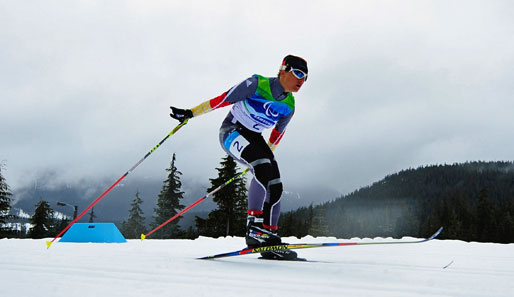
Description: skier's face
xmin=279 ymin=70 xmax=306 ymax=93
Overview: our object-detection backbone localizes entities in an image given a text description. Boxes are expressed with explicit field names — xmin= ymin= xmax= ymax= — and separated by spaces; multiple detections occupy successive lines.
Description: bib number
xmin=224 ymin=132 xmax=250 ymax=159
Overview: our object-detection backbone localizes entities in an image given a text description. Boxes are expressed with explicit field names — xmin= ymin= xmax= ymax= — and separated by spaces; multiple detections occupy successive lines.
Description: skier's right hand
xmin=170 ymin=106 xmax=193 ymax=122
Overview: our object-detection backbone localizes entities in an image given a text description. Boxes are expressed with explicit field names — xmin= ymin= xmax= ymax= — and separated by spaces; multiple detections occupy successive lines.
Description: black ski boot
xmin=259 ymin=229 xmax=298 ymax=260
xmin=260 ymin=249 xmax=299 ymax=260
xmin=245 ymin=215 xmax=282 ymax=248
xmin=246 ymin=215 xmax=299 ymax=260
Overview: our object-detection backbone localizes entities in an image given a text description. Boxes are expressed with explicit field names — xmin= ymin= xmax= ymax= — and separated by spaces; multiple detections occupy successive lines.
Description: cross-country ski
xmin=199 ymin=227 xmax=443 ymax=260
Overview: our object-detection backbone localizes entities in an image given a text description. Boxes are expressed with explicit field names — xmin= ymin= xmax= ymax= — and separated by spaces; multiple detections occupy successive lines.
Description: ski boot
xmin=259 ymin=228 xmax=298 ymax=260
xmin=260 ymin=249 xmax=299 ymax=260
xmin=246 ymin=215 xmax=282 ymax=248
xmin=246 ymin=215 xmax=298 ymax=260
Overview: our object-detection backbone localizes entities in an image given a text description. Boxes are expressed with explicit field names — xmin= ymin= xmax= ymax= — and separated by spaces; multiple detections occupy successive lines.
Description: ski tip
xmin=197 ymin=256 xmax=213 ymax=260
xmin=140 ymin=234 xmax=146 ymax=241
xmin=46 ymin=241 xmax=52 ymax=249
xmin=430 ymin=226 xmax=444 ymax=240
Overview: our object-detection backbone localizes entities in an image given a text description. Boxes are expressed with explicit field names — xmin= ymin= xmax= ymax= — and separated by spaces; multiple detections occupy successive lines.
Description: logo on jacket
xmin=263 ymin=102 xmax=279 ymax=119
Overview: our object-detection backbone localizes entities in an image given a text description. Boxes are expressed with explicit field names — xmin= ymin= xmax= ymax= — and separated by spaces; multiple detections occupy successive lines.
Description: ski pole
xmin=141 ymin=167 xmax=249 ymax=240
xmin=46 ymin=119 xmax=189 ymax=249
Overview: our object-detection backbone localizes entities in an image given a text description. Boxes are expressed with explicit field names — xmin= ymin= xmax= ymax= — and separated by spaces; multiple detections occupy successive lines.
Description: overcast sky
xmin=1 ymin=1 xmax=513 ymax=200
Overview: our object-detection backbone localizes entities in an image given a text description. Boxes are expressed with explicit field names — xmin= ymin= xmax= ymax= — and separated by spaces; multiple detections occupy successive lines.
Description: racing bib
xmin=223 ymin=131 xmax=250 ymax=159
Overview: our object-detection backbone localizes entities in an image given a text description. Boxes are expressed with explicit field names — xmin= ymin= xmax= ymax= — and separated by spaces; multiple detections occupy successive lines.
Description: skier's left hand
xmin=170 ymin=106 xmax=193 ymax=122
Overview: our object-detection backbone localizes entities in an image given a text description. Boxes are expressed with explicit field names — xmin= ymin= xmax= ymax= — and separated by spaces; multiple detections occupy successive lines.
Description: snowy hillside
xmin=1 ymin=236 xmax=513 ymax=297
xmin=5 ymin=208 xmax=70 ymax=233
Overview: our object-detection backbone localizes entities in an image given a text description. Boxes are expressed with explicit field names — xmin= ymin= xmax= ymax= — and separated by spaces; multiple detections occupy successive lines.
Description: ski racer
xmin=169 ymin=55 xmax=308 ymax=260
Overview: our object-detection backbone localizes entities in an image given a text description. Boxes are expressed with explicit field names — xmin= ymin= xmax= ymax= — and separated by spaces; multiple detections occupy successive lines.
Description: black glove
xmin=170 ymin=106 xmax=193 ymax=122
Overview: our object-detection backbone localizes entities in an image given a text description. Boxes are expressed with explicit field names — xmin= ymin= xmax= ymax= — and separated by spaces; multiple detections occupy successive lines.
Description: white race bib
xmin=224 ymin=132 xmax=250 ymax=159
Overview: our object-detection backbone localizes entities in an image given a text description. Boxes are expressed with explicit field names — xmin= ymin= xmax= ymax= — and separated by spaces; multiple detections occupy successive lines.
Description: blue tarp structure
xmin=59 ymin=223 xmax=126 ymax=243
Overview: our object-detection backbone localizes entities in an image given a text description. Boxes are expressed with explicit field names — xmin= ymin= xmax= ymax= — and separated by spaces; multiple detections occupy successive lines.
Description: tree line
xmin=2 ymin=159 xmax=514 ymax=243
xmin=1 ymin=161 xmax=100 ymax=239
xmin=0 ymin=153 xmax=247 ymax=240
xmin=279 ymin=161 xmax=514 ymax=243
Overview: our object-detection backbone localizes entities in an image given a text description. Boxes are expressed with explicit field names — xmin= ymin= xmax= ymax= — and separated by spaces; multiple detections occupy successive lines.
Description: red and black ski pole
xmin=46 ymin=119 xmax=189 ymax=248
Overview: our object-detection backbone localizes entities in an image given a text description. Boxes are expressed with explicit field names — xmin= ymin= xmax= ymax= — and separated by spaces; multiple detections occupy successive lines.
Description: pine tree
xmin=476 ymin=188 xmax=495 ymax=242
xmin=0 ymin=164 xmax=15 ymax=238
xmin=121 ymin=191 xmax=147 ymax=239
xmin=55 ymin=218 xmax=69 ymax=237
xmin=29 ymin=199 xmax=55 ymax=239
xmin=88 ymin=207 xmax=96 ymax=223
xmin=277 ymin=211 xmax=296 ymax=237
xmin=309 ymin=206 xmax=329 ymax=237
xmin=197 ymin=155 xmax=247 ymax=237
xmin=152 ymin=153 xmax=185 ymax=239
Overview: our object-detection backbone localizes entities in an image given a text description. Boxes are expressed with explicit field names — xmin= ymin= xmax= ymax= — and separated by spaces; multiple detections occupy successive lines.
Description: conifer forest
xmin=2 ymin=159 xmax=514 ymax=243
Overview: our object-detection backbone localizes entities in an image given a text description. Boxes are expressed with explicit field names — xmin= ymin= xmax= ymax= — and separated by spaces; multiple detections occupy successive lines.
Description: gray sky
xmin=1 ymin=1 xmax=513 ymax=200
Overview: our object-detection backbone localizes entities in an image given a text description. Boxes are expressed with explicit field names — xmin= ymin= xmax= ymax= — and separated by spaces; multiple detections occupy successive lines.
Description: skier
xmin=170 ymin=55 xmax=308 ymax=260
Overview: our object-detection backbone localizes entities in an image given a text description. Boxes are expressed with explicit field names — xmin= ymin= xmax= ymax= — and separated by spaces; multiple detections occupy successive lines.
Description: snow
xmin=2 ymin=222 xmax=32 ymax=232
xmin=1 ymin=236 xmax=513 ymax=297
xmin=11 ymin=208 xmax=32 ymax=219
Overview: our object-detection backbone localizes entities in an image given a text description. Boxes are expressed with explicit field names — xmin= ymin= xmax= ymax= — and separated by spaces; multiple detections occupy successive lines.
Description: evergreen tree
xmin=55 ymin=218 xmax=69 ymax=237
xmin=196 ymin=155 xmax=247 ymax=237
xmin=88 ymin=207 xmax=97 ymax=223
xmin=497 ymin=209 xmax=514 ymax=243
xmin=475 ymin=188 xmax=495 ymax=242
xmin=121 ymin=191 xmax=147 ymax=239
xmin=184 ymin=225 xmax=198 ymax=240
xmin=278 ymin=211 xmax=296 ymax=237
xmin=0 ymin=164 xmax=15 ymax=238
xmin=309 ymin=206 xmax=329 ymax=237
xmin=29 ymin=199 xmax=55 ymax=239
xmin=152 ymin=153 xmax=185 ymax=239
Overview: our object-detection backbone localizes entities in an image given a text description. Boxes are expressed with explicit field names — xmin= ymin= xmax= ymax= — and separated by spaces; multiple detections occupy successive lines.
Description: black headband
xmin=282 ymin=55 xmax=308 ymax=74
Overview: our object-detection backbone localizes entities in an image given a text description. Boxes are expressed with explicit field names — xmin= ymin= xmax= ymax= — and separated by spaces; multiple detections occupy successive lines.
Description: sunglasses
xmin=281 ymin=65 xmax=308 ymax=81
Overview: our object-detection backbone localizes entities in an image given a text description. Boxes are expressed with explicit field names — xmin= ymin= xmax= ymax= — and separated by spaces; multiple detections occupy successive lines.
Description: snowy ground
xmin=1 ymin=235 xmax=513 ymax=297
